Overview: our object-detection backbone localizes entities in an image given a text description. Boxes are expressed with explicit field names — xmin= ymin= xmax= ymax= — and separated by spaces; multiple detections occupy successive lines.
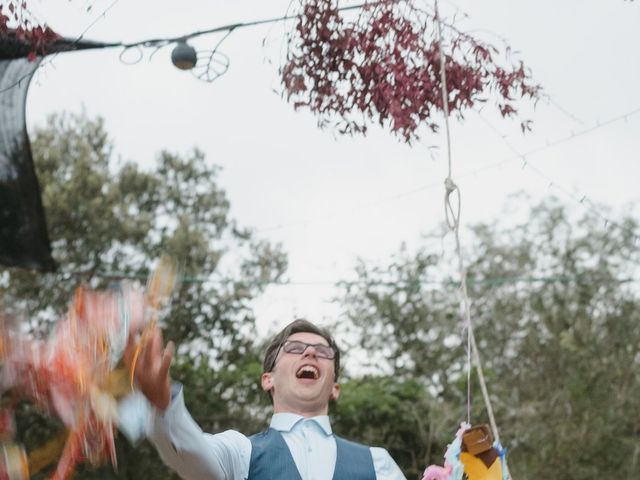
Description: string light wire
xmin=0 ymin=0 xmax=122 ymax=95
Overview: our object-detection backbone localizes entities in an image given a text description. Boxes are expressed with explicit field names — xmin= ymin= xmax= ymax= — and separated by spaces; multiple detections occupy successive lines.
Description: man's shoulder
xmin=213 ymin=429 xmax=251 ymax=441
xmin=335 ymin=438 xmax=406 ymax=479
xmin=247 ymin=429 xmax=271 ymax=441
xmin=369 ymin=446 xmax=407 ymax=479
xmin=334 ymin=434 xmax=372 ymax=449
xmin=204 ymin=429 xmax=252 ymax=454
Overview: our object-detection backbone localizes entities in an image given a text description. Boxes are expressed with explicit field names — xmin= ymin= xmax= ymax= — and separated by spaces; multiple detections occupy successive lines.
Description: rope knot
xmin=444 ymin=176 xmax=457 ymax=194
xmin=444 ymin=176 xmax=460 ymax=231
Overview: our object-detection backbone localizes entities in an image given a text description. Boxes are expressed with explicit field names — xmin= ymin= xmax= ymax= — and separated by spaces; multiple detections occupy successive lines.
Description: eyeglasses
xmin=281 ymin=340 xmax=335 ymax=360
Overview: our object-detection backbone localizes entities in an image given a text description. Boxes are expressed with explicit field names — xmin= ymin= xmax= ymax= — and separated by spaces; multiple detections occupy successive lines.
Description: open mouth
xmin=296 ymin=365 xmax=319 ymax=380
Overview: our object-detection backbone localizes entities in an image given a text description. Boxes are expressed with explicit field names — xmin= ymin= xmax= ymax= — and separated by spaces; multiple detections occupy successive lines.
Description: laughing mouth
xmin=296 ymin=365 xmax=319 ymax=379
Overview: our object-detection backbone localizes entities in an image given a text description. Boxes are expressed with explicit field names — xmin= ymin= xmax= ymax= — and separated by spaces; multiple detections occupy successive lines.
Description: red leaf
xmin=281 ymin=0 xmax=541 ymax=143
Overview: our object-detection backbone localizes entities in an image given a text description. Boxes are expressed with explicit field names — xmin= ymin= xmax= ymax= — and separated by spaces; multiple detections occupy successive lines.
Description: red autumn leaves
xmin=0 ymin=1 xmax=59 ymax=61
xmin=282 ymin=0 xmax=541 ymax=142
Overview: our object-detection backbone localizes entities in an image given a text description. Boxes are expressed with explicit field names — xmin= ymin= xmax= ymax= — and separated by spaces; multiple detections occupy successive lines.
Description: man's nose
xmin=302 ymin=345 xmax=317 ymax=357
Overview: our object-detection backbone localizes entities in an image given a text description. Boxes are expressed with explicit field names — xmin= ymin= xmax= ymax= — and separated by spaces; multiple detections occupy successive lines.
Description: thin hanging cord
xmin=435 ymin=2 xmax=453 ymax=180
xmin=434 ymin=0 xmax=472 ymax=427
xmin=434 ymin=4 xmax=510 ymax=477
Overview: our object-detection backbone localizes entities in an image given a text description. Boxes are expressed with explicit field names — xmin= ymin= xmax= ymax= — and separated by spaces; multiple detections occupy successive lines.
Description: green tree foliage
xmin=0 ymin=112 xmax=285 ymax=478
xmin=331 ymin=376 xmax=444 ymax=479
xmin=337 ymin=197 xmax=640 ymax=479
xmin=5 ymin=112 xmax=638 ymax=480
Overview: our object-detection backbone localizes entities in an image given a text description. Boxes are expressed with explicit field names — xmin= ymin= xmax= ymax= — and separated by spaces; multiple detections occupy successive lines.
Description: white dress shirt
xmin=140 ymin=388 xmax=406 ymax=480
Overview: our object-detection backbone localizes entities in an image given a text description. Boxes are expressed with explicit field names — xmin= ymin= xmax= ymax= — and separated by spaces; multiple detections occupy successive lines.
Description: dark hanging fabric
xmin=0 ymin=32 xmax=114 ymax=272
xmin=0 ymin=56 xmax=55 ymax=272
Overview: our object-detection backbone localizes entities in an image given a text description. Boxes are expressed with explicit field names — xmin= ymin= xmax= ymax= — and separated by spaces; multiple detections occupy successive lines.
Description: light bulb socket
xmin=171 ymin=41 xmax=197 ymax=70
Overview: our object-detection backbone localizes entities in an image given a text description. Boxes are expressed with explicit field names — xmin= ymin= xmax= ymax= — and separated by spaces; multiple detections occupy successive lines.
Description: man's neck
xmin=272 ymin=404 xmax=328 ymax=418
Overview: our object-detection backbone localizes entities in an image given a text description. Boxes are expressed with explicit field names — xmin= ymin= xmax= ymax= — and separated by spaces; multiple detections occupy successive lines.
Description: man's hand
xmin=125 ymin=325 xmax=174 ymax=412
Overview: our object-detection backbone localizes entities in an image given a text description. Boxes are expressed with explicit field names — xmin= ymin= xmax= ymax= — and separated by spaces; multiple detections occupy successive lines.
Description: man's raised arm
xmin=126 ymin=327 xmax=250 ymax=480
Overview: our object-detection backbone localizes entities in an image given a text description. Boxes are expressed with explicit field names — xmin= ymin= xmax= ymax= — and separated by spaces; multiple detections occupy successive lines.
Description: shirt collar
xmin=270 ymin=413 xmax=333 ymax=436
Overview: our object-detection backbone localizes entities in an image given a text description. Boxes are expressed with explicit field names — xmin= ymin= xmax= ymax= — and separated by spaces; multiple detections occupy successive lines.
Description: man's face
xmin=261 ymin=332 xmax=340 ymax=417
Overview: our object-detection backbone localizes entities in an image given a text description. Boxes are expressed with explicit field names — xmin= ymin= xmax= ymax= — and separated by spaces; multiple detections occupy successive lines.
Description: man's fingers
xmin=143 ymin=326 xmax=161 ymax=370
xmin=159 ymin=340 xmax=174 ymax=382
xmin=129 ymin=325 xmax=173 ymax=408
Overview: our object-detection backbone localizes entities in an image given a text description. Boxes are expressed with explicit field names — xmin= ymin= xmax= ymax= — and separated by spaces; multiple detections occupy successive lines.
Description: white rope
xmin=443 ymin=178 xmax=472 ymax=425
xmin=434 ymin=3 xmax=453 ymax=180
xmin=434 ymin=2 xmax=511 ymax=478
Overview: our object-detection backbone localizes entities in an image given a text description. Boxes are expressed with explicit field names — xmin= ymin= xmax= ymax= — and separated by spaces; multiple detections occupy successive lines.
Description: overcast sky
xmin=22 ymin=0 xmax=640 ymax=336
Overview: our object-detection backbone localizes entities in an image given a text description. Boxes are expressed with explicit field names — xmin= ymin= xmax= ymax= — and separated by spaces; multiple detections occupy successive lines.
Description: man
xmin=132 ymin=318 xmax=406 ymax=479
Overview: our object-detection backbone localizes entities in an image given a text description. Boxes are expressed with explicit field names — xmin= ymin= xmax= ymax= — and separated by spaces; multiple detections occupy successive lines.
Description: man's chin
xmin=295 ymin=377 xmax=321 ymax=386
xmin=293 ymin=391 xmax=330 ymax=406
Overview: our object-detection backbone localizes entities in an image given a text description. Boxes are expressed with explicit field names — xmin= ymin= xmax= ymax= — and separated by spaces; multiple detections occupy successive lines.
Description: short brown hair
xmin=263 ymin=319 xmax=341 ymax=380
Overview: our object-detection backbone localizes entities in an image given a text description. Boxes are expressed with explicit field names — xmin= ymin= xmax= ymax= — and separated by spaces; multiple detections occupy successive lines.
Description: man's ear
xmin=329 ymin=383 xmax=341 ymax=402
xmin=261 ymin=372 xmax=273 ymax=393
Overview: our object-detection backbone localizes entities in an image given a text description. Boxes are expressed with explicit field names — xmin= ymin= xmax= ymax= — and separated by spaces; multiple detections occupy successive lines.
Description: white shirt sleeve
xmin=118 ymin=389 xmax=404 ymax=480
xmin=371 ymin=447 xmax=407 ymax=480
xmin=147 ymin=387 xmax=251 ymax=480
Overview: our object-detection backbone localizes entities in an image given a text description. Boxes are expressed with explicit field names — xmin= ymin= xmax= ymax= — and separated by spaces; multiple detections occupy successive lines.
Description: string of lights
xmin=0 ymin=0 xmax=122 ymax=95
xmin=254 ymin=102 xmax=640 ymax=235
xmin=3 ymin=2 xmax=638 ymax=286
xmin=0 ymin=0 xmax=404 ymax=94
xmin=475 ymin=108 xmax=640 ymax=242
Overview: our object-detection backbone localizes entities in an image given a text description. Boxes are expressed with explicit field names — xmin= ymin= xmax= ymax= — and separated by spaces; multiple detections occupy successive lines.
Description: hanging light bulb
xmin=171 ymin=40 xmax=197 ymax=70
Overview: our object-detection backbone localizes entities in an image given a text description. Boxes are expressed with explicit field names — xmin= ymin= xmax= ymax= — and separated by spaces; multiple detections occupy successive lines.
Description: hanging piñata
xmin=423 ymin=423 xmax=508 ymax=480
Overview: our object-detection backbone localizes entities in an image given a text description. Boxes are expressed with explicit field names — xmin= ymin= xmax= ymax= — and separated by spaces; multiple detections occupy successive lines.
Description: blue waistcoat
xmin=248 ymin=428 xmax=376 ymax=480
